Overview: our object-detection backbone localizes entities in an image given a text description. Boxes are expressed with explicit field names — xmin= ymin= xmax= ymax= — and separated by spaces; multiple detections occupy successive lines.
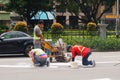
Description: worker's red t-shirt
xmin=71 ymin=45 xmax=90 ymax=58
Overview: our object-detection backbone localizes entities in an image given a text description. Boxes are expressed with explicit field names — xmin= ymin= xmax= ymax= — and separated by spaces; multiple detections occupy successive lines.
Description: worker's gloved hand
xmin=72 ymin=57 xmax=75 ymax=61
xmin=41 ymin=39 xmax=45 ymax=44
xmin=70 ymin=62 xmax=79 ymax=69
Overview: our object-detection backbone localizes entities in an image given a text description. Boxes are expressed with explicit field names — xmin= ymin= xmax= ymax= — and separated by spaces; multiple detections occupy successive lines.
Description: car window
xmin=1 ymin=34 xmax=9 ymax=39
xmin=1 ymin=31 xmax=29 ymax=39
xmin=2 ymin=33 xmax=16 ymax=39
xmin=16 ymin=32 xmax=28 ymax=37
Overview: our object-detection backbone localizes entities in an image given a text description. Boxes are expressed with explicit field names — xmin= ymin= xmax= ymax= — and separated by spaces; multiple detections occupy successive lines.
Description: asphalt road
xmin=0 ymin=51 xmax=120 ymax=80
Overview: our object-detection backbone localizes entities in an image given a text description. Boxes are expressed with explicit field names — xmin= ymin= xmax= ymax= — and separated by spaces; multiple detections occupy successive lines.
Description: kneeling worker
xmin=68 ymin=45 xmax=95 ymax=67
xmin=28 ymin=48 xmax=49 ymax=67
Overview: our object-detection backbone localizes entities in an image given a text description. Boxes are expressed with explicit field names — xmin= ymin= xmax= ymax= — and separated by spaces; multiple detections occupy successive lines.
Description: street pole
xmin=116 ymin=0 xmax=119 ymax=38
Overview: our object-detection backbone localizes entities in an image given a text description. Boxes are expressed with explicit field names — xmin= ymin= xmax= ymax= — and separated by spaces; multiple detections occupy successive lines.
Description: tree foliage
xmin=5 ymin=0 xmax=54 ymax=23
xmin=5 ymin=0 xmax=116 ymax=25
xmin=55 ymin=0 xmax=115 ymax=24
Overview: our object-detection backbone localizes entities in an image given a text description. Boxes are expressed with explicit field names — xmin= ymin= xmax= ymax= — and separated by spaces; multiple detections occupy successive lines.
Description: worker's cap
xmin=37 ymin=20 xmax=44 ymax=24
xmin=67 ymin=45 xmax=71 ymax=52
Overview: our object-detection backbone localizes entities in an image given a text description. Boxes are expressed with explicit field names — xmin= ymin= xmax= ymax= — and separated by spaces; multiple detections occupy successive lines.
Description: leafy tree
xmin=55 ymin=0 xmax=115 ymax=24
xmin=5 ymin=0 xmax=54 ymax=24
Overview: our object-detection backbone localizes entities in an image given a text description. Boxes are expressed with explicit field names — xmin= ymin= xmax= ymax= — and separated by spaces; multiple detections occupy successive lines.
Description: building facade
xmin=0 ymin=0 xmax=10 ymax=26
xmin=54 ymin=1 xmax=119 ymax=28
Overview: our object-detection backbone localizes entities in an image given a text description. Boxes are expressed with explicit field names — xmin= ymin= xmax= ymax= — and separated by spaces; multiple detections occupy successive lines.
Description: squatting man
xmin=68 ymin=44 xmax=95 ymax=67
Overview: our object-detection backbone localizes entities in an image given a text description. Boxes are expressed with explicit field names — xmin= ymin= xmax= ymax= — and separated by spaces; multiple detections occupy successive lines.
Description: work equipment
xmin=42 ymin=40 xmax=70 ymax=62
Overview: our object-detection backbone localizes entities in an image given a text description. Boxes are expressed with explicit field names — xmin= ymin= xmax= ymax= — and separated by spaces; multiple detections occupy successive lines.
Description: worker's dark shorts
xmin=34 ymin=55 xmax=47 ymax=66
xmin=82 ymin=52 xmax=93 ymax=65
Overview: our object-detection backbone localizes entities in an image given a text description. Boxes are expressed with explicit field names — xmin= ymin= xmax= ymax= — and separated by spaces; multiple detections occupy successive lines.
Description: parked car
xmin=0 ymin=31 xmax=33 ymax=56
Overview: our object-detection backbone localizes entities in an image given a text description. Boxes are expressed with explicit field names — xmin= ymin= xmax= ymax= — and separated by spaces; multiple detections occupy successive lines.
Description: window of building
xmin=104 ymin=19 xmax=116 ymax=30
xmin=105 ymin=5 xmax=112 ymax=13
xmin=69 ymin=16 xmax=78 ymax=29
xmin=56 ymin=16 xmax=66 ymax=26
xmin=0 ymin=4 xmax=4 ymax=11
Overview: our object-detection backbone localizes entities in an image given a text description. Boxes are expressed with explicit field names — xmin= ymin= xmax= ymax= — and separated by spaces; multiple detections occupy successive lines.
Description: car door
xmin=0 ymin=33 xmax=21 ymax=53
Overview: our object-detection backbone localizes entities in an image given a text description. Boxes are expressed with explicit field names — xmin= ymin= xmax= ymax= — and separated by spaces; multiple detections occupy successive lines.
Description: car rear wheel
xmin=24 ymin=44 xmax=33 ymax=57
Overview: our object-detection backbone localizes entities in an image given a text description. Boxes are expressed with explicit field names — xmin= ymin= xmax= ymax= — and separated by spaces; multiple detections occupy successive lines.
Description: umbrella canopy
xmin=31 ymin=11 xmax=55 ymax=20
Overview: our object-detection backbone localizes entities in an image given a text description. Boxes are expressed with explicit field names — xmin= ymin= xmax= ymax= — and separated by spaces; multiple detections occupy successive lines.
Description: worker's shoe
xmin=46 ymin=61 xmax=50 ymax=67
xmin=34 ymin=63 xmax=41 ymax=67
xmin=82 ymin=60 xmax=96 ymax=68
xmin=91 ymin=60 xmax=96 ymax=67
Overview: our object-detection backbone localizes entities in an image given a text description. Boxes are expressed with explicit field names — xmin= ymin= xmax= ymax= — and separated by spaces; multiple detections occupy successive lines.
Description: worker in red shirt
xmin=68 ymin=45 xmax=95 ymax=67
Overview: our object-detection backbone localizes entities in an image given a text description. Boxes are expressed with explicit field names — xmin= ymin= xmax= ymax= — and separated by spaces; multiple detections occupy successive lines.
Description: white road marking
xmin=97 ymin=61 xmax=120 ymax=64
xmin=0 ymin=61 xmax=119 ymax=68
xmin=49 ymin=65 xmax=58 ymax=68
xmin=50 ymin=61 xmax=120 ymax=66
xmin=102 ymin=55 xmax=120 ymax=58
xmin=92 ymin=78 xmax=111 ymax=80
xmin=0 ymin=64 xmax=34 ymax=68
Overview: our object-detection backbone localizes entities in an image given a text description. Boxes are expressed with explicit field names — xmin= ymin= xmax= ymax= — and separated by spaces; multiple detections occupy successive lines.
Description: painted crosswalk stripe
xmin=0 ymin=64 xmax=34 ymax=68
xmin=91 ymin=78 xmax=111 ymax=80
xmin=0 ymin=61 xmax=119 ymax=68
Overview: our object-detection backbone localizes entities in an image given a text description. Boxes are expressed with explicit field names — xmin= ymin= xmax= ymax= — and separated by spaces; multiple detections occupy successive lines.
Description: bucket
xmin=70 ymin=62 xmax=79 ymax=69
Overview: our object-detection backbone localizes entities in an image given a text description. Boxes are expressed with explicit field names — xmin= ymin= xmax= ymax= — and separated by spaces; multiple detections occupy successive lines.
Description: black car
xmin=0 ymin=31 xmax=33 ymax=56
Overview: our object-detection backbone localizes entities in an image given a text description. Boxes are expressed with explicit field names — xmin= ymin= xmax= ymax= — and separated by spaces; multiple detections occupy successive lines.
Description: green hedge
xmin=43 ymin=30 xmax=120 ymax=51
xmin=63 ymin=38 xmax=120 ymax=51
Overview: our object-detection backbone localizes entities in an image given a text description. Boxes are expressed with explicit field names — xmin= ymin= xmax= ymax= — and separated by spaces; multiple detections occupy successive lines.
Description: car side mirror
xmin=0 ymin=37 xmax=4 ymax=41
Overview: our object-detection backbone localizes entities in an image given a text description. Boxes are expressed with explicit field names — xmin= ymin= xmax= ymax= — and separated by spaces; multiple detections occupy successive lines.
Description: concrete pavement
xmin=0 ymin=51 xmax=120 ymax=80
